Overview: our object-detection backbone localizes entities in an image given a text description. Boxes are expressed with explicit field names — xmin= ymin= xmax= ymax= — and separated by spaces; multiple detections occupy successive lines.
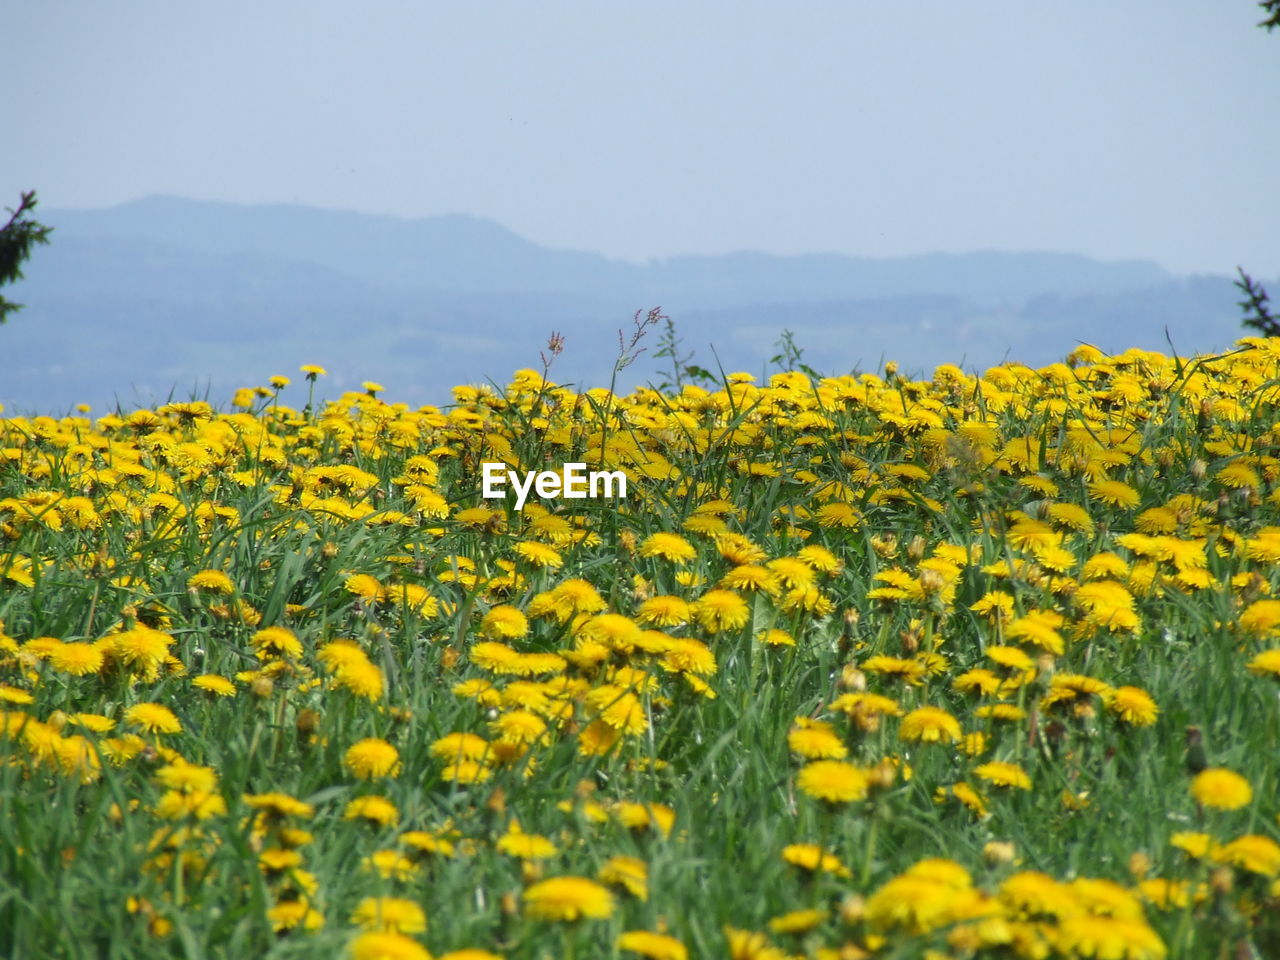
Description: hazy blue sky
xmin=3 ymin=2 xmax=1277 ymax=275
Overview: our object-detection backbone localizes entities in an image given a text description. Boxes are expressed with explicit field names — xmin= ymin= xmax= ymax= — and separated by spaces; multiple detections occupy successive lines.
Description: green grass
xmin=1 ymin=345 xmax=1279 ymax=959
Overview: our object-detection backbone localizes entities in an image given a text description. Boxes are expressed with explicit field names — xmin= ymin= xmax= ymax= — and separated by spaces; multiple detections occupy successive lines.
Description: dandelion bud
xmin=839 ymin=664 xmax=867 ymax=691
xmin=486 ymin=787 xmax=507 ymax=816
xmin=574 ymin=778 xmax=596 ymax=799
xmin=843 ymin=607 xmax=860 ymax=628
xmin=296 ymin=708 xmax=321 ymax=736
xmin=918 ymin=568 xmax=945 ymax=596
xmin=868 ymin=760 xmax=897 ymax=791
xmin=149 ymin=916 xmax=173 ymax=938
xmin=321 ymin=541 xmax=339 ymax=559
xmin=1128 ymin=851 xmax=1152 ymax=880
xmin=619 ymin=530 xmax=636 ymax=553
xmin=983 ymin=841 xmax=1016 ymax=866
xmin=854 ymin=711 xmax=881 ymax=734
xmin=870 ymin=534 xmax=898 ymax=559
xmin=441 ymin=647 xmax=461 ymax=670
xmin=1189 ymin=458 xmax=1207 ymax=482
xmin=1209 ymin=865 xmax=1234 ymax=895
xmin=838 ymin=894 xmax=866 ymax=926
xmin=250 ymin=677 xmax=274 ymax=699
xmin=501 ymin=891 xmax=519 ymax=916
xmin=906 ymin=535 xmax=926 ymax=561
xmin=47 ymin=710 xmax=69 ymax=732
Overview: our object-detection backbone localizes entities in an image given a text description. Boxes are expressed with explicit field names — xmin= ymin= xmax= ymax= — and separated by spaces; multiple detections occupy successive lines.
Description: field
xmin=2 ymin=337 xmax=1279 ymax=959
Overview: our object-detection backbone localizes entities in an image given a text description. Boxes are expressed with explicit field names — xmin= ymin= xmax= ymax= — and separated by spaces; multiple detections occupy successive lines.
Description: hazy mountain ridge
xmin=0 ymin=196 xmax=1264 ymax=413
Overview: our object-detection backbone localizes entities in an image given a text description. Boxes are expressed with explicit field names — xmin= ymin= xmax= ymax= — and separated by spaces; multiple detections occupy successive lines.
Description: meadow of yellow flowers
xmin=2 ymin=340 xmax=1279 ymax=958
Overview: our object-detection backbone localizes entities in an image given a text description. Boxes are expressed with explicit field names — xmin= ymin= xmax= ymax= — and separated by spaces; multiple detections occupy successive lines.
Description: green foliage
xmin=651 ymin=313 xmax=717 ymax=393
xmin=1236 ymin=268 xmax=1277 ymax=337
xmin=0 ymin=190 xmax=54 ymax=325
xmin=769 ymin=328 xmax=820 ymax=380
xmin=1260 ymin=0 xmax=1280 ymax=30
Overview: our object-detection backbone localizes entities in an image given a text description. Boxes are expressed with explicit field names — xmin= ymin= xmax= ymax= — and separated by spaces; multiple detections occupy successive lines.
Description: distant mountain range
xmin=1 ymin=195 xmax=1268 ymax=414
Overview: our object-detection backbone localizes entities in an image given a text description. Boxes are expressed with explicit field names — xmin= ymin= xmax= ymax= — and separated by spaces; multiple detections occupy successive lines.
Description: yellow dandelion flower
xmin=344 ymin=738 xmax=402 ymax=779
xmin=1246 ymin=648 xmax=1280 ymax=678
xmin=618 ymin=930 xmax=687 ymax=960
xmin=797 ymin=760 xmax=869 ymax=804
xmin=522 ymin=876 xmax=615 ymax=921
xmin=124 ymin=703 xmax=182 ymax=735
xmin=441 ymin=759 xmax=491 ymax=784
xmin=245 ymin=792 xmax=315 ymax=818
xmin=767 ymin=907 xmax=828 ymax=936
xmin=345 ymin=573 xmax=385 ymax=601
xmin=577 ymin=718 xmax=622 ymax=756
xmin=489 ymin=709 xmax=549 ymax=745
xmin=1004 ymin=610 xmax=1065 ymax=655
xmin=768 ymin=556 xmax=816 ymax=590
xmin=431 ymin=732 xmax=491 ymax=763
xmin=757 ymin=628 xmax=794 ymax=646
xmin=155 ymin=761 xmax=217 ymax=794
xmin=251 ymin=626 xmax=303 ymax=659
xmin=192 ymin=674 xmax=236 ymax=696
xmin=1214 ymin=834 xmax=1280 ymax=876
xmin=999 ymin=870 xmax=1079 ymax=918
xmin=1055 ymin=914 xmax=1166 ymax=960
xmin=480 ymin=605 xmax=529 ymax=640
xmin=1239 ymin=599 xmax=1280 ymax=637
xmin=638 ymin=532 xmax=697 ymax=564
xmin=187 ymin=570 xmax=235 ymax=594
xmin=268 ymin=900 xmax=323 ymax=932
xmin=781 ymin=843 xmax=851 ymax=878
xmin=514 ymin=540 xmax=563 ymax=569
xmin=815 ymin=502 xmax=860 ymax=528
xmin=351 ymin=897 xmax=427 ymax=934
xmin=336 ymin=660 xmax=386 ymax=701
xmin=693 ymin=589 xmax=750 ymax=633
xmin=349 ymin=931 xmax=431 ymax=960
xmin=986 ymin=645 xmax=1034 ymax=672
xmin=1170 ymin=831 xmax=1213 ymax=859
xmin=1088 ymin=479 xmax=1141 ymax=509
xmin=1105 ymin=686 xmax=1158 ymax=725
xmin=599 ymin=855 xmax=648 ymax=900
xmin=723 ymin=926 xmax=787 ymax=960
xmin=899 ymin=706 xmax=962 ymax=743
xmin=787 ymin=718 xmax=848 ymax=759
xmin=862 ymin=655 xmax=927 ymax=685
xmin=49 ymin=642 xmax=105 ymax=676
xmin=344 ymin=795 xmax=399 ymax=828
xmin=109 ymin=627 xmax=174 ymax=677
xmin=1190 ymin=768 xmax=1251 ymax=810
xmin=636 ymin=595 xmax=691 ymax=627
xmin=974 ymin=761 xmax=1031 ymax=790
xmin=496 ymin=820 xmax=558 ymax=860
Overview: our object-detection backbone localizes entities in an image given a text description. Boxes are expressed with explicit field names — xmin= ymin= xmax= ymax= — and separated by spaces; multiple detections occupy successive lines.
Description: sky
xmin=3 ymin=2 xmax=1278 ymax=276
